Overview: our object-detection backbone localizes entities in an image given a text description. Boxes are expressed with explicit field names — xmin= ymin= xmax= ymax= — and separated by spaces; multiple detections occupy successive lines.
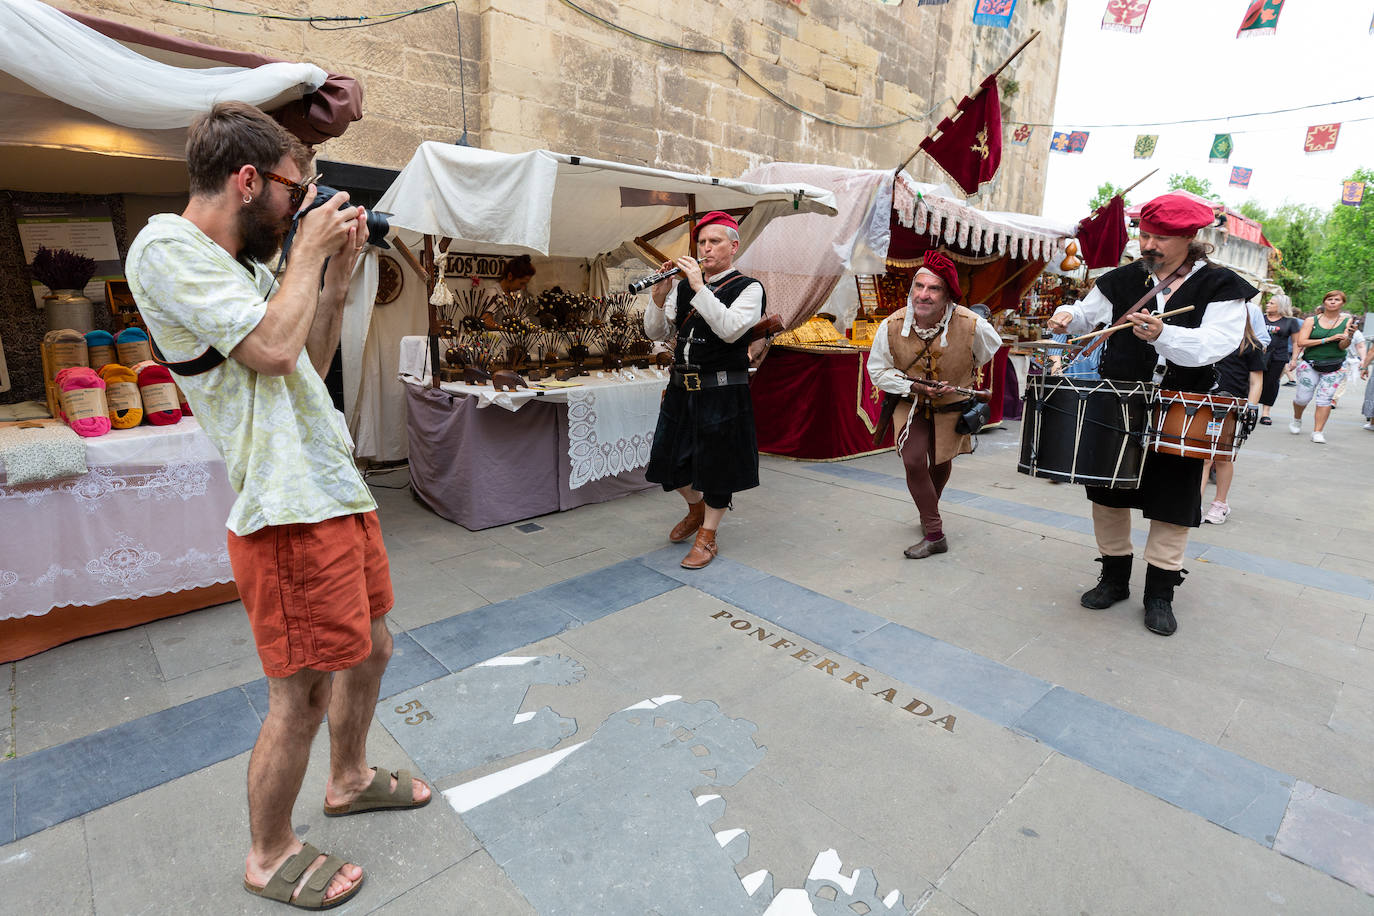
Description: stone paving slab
xmin=936 ymin=755 xmax=1374 ymax=915
xmin=1275 ymin=781 xmax=1374 ymax=896
xmin=1012 ymin=687 xmax=1293 ymax=846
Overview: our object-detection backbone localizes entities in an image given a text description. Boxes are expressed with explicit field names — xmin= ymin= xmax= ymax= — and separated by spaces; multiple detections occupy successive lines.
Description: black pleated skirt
xmin=645 ymin=383 xmax=760 ymax=495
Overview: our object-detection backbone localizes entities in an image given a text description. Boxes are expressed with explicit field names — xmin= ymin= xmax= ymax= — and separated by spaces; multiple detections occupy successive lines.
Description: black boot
xmin=1080 ymin=555 xmax=1132 ymax=609
xmin=1143 ymin=564 xmax=1186 ymax=636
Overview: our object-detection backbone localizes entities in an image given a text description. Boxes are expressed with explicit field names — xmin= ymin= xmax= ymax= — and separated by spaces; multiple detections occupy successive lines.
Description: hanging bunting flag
xmin=1209 ymin=133 xmax=1234 ymax=162
xmin=1342 ymin=181 xmax=1365 ymax=207
xmin=1050 ymin=131 xmax=1072 ymax=153
xmin=1237 ymin=0 xmax=1284 ymax=38
xmin=1133 ymin=134 xmax=1158 ymax=159
xmin=1229 ymin=167 xmax=1253 ymax=189
xmin=973 ymin=0 xmax=1018 ymax=28
xmin=1304 ymin=123 xmax=1341 ymax=153
xmin=1067 ymin=131 xmax=1089 ymax=153
xmin=917 ymin=75 xmax=1003 ymax=196
xmin=1009 ymin=124 xmax=1032 ymax=146
xmin=1102 ymin=0 xmax=1151 ymax=33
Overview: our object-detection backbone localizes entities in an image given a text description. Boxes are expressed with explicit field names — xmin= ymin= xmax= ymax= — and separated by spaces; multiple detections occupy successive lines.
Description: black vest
xmin=1095 ymin=261 xmax=1257 ymax=392
xmin=673 ymin=271 xmax=766 ymax=372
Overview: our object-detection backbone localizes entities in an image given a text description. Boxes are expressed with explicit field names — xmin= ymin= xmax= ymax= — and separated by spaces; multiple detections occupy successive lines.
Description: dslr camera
xmin=282 ymin=184 xmax=391 ymax=258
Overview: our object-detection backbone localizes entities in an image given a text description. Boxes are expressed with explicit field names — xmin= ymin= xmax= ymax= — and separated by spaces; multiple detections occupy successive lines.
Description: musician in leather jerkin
xmin=1049 ymin=192 xmax=1255 ymax=636
xmin=644 ymin=211 xmax=764 ymax=570
xmin=868 ymin=250 xmax=1001 ymax=560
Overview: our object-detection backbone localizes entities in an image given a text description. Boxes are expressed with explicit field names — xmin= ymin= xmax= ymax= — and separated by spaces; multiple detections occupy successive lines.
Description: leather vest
xmin=673 ymin=271 xmax=766 ymax=373
xmin=886 ymin=305 xmax=980 ymax=408
xmin=1094 ymin=261 xmax=1257 ymax=392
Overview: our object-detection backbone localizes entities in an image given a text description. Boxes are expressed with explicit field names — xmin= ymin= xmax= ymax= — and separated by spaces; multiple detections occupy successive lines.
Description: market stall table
xmin=400 ymin=337 xmax=667 ymax=530
xmin=750 ymin=345 xmax=893 ymax=460
xmin=0 ymin=418 xmax=239 ymax=662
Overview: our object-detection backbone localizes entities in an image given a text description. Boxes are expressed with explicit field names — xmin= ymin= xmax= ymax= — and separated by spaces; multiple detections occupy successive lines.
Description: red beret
xmin=916 ymin=250 xmax=962 ymax=301
xmin=694 ymin=210 xmax=739 ymax=240
xmin=1138 ymin=193 xmax=1216 ymax=237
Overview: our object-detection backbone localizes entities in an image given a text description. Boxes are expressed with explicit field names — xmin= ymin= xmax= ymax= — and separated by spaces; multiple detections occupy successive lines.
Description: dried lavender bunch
xmin=30 ymin=246 xmax=97 ymax=291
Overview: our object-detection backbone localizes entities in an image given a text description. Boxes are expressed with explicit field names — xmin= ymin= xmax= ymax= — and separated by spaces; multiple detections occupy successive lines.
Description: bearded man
xmin=1047 ymin=192 xmax=1254 ymax=636
xmin=127 ymin=101 xmax=430 ymax=910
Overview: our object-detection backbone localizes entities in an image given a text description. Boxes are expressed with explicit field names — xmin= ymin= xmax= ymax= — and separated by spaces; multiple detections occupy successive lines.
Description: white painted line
xmin=442 ymin=741 xmax=587 ymax=813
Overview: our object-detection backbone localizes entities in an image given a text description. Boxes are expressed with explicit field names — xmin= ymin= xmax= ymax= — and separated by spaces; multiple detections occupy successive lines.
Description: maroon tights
xmin=900 ymin=411 xmax=951 ymax=541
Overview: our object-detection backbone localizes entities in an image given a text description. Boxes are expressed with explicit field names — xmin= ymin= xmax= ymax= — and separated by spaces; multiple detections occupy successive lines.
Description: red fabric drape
xmin=751 ymin=348 xmax=893 ymax=459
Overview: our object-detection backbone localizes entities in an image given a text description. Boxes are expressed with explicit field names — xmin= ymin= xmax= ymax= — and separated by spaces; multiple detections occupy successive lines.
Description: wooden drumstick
xmin=1068 ymin=305 xmax=1195 ymax=343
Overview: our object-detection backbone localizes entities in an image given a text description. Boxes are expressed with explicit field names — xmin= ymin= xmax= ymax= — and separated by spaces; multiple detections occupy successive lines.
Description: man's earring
xmin=243 ymin=195 xmax=252 ymax=204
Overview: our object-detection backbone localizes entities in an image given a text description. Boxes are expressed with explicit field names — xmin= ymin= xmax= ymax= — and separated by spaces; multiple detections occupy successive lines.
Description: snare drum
xmin=1149 ymin=390 xmax=1245 ymax=461
xmin=1018 ymin=376 xmax=1155 ymax=488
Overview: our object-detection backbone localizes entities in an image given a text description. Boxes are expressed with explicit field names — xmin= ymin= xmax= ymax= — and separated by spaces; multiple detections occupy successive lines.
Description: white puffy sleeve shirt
xmin=642 ymin=269 xmax=764 ymax=350
xmin=1053 ymin=262 xmax=1246 ymax=368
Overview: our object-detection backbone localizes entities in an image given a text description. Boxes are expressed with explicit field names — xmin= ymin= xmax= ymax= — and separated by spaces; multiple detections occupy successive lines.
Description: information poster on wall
xmin=14 ymin=201 xmax=123 ymax=309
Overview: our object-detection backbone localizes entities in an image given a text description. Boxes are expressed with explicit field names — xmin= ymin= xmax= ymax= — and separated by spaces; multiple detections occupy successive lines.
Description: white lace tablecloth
xmin=0 ymin=419 xmax=238 ymax=621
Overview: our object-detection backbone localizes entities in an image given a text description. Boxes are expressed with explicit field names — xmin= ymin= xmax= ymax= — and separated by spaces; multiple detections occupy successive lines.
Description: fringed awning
xmin=892 ymin=175 xmax=1075 ymax=263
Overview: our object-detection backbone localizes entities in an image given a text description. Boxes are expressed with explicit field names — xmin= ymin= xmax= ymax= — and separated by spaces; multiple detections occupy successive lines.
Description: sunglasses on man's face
xmin=261 ymin=171 xmax=322 ymax=210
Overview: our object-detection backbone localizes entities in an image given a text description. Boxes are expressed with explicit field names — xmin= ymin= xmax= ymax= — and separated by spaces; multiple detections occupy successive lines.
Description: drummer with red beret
xmin=643 ymin=210 xmax=767 ymax=569
xmin=867 ymin=250 xmax=1002 ymax=559
xmin=1047 ymin=192 xmax=1256 ymax=636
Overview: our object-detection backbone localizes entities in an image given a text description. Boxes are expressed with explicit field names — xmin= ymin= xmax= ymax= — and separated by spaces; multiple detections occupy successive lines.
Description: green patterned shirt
xmin=127 ymin=214 xmax=375 ymax=535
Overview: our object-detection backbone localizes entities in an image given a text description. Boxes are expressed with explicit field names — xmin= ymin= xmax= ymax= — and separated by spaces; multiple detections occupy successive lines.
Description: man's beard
xmin=237 ymin=195 xmax=288 ymax=262
xmin=1139 ymin=249 xmax=1163 ymax=267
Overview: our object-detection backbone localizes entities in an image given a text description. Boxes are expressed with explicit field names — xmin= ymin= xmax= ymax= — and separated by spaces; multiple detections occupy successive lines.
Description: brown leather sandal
xmin=242 ymin=842 xmax=363 ymax=910
xmin=323 ymin=767 xmax=431 ymax=817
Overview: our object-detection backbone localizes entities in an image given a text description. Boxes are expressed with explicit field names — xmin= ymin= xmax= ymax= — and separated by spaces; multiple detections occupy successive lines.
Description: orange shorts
xmin=227 ymin=510 xmax=394 ymax=678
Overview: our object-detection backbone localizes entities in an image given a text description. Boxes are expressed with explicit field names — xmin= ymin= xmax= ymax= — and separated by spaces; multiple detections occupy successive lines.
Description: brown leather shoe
xmin=680 ymin=528 xmax=718 ymax=569
xmin=669 ymin=499 xmax=706 ymax=543
xmin=903 ymin=536 xmax=948 ymax=559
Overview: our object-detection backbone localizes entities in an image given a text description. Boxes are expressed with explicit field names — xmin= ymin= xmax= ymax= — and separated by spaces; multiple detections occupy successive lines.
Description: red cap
xmin=694 ymin=210 xmax=740 ymax=240
xmin=1138 ymin=193 xmax=1216 ymax=237
xmin=916 ymin=250 xmax=962 ymax=301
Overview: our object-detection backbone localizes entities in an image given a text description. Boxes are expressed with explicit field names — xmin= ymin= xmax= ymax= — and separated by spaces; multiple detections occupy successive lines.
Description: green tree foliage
xmin=1087 ymin=182 xmax=1127 ymax=212
xmin=1166 ymin=172 xmax=1218 ymax=199
xmin=1238 ymin=200 xmax=1268 ymax=222
xmin=1308 ymin=167 xmax=1374 ymax=312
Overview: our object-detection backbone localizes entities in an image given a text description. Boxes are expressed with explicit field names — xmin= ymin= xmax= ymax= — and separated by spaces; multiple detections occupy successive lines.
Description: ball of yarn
xmin=97 ymin=363 xmax=144 ymax=429
xmin=116 ymin=327 xmax=153 ymax=366
xmin=46 ymin=328 xmax=89 ymax=376
xmin=136 ymin=363 xmax=183 ymax=426
xmin=56 ymin=366 xmax=111 ymax=437
xmin=85 ymin=329 xmax=117 ymax=370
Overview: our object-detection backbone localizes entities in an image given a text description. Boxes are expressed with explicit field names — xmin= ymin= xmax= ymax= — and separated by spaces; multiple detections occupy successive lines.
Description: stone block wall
xmin=50 ymin=0 xmax=1064 ymax=213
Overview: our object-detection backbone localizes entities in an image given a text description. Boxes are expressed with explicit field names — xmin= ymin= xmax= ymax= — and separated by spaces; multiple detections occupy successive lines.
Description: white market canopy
xmin=0 ymin=0 xmax=351 ymax=194
xmin=735 ymin=162 xmax=1078 ymax=330
xmin=373 ymin=142 xmax=839 ymax=260
xmin=345 ymin=143 xmax=838 ymax=463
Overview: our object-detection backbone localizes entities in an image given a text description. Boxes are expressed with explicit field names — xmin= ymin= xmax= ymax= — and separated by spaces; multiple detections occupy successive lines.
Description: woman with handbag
xmin=1289 ymin=291 xmax=1357 ymax=443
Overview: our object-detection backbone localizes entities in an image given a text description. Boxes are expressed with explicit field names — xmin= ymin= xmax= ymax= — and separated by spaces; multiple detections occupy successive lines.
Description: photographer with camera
xmin=127 ymin=102 xmax=427 ymax=911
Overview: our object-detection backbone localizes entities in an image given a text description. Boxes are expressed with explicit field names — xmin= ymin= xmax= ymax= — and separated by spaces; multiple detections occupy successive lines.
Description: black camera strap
xmin=150 ymin=336 xmax=227 ymax=376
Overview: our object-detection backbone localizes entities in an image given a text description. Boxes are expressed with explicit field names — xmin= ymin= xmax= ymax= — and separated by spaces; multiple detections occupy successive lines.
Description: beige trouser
xmin=1092 ymin=503 xmax=1189 ymax=571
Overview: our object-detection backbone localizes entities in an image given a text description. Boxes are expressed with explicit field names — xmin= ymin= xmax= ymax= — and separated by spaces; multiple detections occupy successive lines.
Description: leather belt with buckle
xmin=670 ymin=367 xmax=749 ymax=390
